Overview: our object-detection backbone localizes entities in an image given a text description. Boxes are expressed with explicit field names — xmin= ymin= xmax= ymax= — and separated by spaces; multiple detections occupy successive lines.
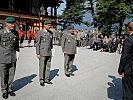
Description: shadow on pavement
xmin=13 ymin=74 xmax=37 ymax=92
xmin=49 ymin=69 xmax=59 ymax=81
xmin=107 ymin=75 xmax=123 ymax=100
xmin=72 ymin=65 xmax=78 ymax=73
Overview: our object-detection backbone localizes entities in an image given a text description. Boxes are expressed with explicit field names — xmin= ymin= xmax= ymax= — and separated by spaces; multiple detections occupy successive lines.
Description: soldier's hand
xmin=36 ymin=54 xmax=40 ymax=59
xmin=64 ymin=51 xmax=67 ymax=54
xmin=118 ymin=73 xmax=124 ymax=77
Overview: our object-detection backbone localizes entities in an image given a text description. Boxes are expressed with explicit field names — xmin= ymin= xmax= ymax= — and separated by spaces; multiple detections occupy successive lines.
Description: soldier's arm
xmin=0 ymin=30 xmax=2 ymax=45
xmin=48 ymin=30 xmax=53 ymax=49
xmin=36 ymin=32 xmax=41 ymax=55
xmin=0 ymin=31 xmax=4 ymax=47
xmin=14 ymin=30 xmax=20 ymax=52
xmin=61 ymin=34 xmax=67 ymax=53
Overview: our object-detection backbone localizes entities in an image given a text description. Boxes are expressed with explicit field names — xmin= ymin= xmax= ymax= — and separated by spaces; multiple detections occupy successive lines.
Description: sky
xmin=57 ymin=1 xmax=133 ymax=30
xmin=57 ymin=0 xmax=66 ymax=15
xmin=57 ymin=0 xmax=93 ymax=30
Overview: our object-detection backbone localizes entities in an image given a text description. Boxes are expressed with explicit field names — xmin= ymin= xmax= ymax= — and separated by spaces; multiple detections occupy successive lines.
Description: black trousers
xmin=122 ymin=75 xmax=133 ymax=100
xmin=64 ymin=54 xmax=75 ymax=75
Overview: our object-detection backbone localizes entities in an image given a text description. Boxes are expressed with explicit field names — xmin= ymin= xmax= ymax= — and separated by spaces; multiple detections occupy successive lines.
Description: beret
xmin=5 ymin=17 xmax=15 ymax=23
xmin=44 ymin=20 xmax=52 ymax=25
xmin=67 ymin=25 xmax=74 ymax=30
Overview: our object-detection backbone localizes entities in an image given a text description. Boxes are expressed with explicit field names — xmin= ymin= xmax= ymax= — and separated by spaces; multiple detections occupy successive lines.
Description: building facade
xmin=0 ymin=0 xmax=63 ymax=32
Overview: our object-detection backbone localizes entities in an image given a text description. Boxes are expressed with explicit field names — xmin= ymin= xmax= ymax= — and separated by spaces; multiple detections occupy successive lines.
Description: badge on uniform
xmin=13 ymin=38 xmax=16 ymax=41
xmin=43 ymin=38 xmax=46 ymax=42
xmin=3 ymin=40 xmax=6 ymax=46
xmin=68 ymin=39 xmax=70 ymax=43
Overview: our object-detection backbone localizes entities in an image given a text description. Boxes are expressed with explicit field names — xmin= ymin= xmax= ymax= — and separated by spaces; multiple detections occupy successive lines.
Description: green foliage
xmin=58 ymin=0 xmax=87 ymax=29
xmin=58 ymin=0 xmax=132 ymax=31
xmin=95 ymin=0 xmax=131 ymax=35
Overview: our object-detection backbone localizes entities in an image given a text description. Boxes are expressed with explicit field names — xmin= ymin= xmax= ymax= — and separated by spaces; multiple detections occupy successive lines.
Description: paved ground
xmin=0 ymin=40 xmax=122 ymax=100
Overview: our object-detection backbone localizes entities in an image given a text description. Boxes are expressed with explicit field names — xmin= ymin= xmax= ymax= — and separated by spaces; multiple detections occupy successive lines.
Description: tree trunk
xmin=118 ymin=18 xmax=125 ymax=37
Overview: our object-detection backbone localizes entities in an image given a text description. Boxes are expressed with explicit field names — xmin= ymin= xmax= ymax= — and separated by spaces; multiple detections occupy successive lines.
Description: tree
xmin=95 ymin=0 xmax=131 ymax=36
xmin=58 ymin=0 xmax=88 ymax=29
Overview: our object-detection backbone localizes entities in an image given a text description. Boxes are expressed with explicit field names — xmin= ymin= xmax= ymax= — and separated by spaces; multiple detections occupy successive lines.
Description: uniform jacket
xmin=118 ymin=34 xmax=133 ymax=75
xmin=61 ymin=31 xmax=77 ymax=54
xmin=36 ymin=29 xmax=53 ymax=56
xmin=0 ymin=29 xmax=19 ymax=64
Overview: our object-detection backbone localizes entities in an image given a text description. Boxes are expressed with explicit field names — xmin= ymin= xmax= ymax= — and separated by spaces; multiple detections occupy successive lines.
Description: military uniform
xmin=0 ymin=17 xmax=19 ymax=98
xmin=36 ymin=22 xmax=53 ymax=84
xmin=61 ymin=27 xmax=77 ymax=76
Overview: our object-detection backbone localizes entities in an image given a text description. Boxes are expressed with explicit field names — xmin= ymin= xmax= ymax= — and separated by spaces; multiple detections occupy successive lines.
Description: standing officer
xmin=0 ymin=16 xmax=19 ymax=99
xmin=118 ymin=21 xmax=133 ymax=100
xmin=36 ymin=20 xmax=53 ymax=86
xmin=61 ymin=26 xmax=77 ymax=77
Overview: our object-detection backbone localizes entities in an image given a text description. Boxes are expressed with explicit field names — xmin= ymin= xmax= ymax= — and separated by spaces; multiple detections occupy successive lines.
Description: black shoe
xmin=2 ymin=93 xmax=8 ymax=99
xmin=69 ymin=73 xmax=75 ymax=76
xmin=65 ymin=74 xmax=70 ymax=77
xmin=45 ymin=81 xmax=53 ymax=84
xmin=40 ymin=82 xmax=45 ymax=86
xmin=9 ymin=91 xmax=16 ymax=96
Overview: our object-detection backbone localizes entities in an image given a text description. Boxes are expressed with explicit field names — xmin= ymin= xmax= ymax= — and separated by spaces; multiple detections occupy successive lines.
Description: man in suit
xmin=118 ymin=21 xmax=133 ymax=100
xmin=0 ymin=16 xmax=19 ymax=99
xmin=36 ymin=20 xmax=53 ymax=86
xmin=61 ymin=25 xmax=77 ymax=77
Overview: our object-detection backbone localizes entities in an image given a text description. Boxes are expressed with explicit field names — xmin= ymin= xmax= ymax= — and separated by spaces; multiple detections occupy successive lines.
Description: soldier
xmin=61 ymin=25 xmax=77 ymax=77
xmin=0 ymin=17 xmax=19 ymax=99
xmin=36 ymin=20 xmax=53 ymax=86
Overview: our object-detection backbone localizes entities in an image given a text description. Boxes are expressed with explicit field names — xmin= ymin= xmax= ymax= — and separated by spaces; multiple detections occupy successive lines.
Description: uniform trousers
xmin=64 ymin=54 xmax=75 ymax=75
xmin=122 ymin=75 xmax=133 ymax=100
xmin=0 ymin=63 xmax=16 ymax=93
xmin=39 ymin=56 xmax=51 ymax=83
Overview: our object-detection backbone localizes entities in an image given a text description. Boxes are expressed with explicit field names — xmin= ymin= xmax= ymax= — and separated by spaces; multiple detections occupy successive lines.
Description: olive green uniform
xmin=0 ymin=29 xmax=19 ymax=93
xmin=36 ymin=29 xmax=53 ymax=83
xmin=61 ymin=31 xmax=77 ymax=75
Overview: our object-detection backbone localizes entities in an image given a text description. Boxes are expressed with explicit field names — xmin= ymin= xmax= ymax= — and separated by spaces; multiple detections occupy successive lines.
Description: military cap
xmin=67 ymin=25 xmax=74 ymax=30
xmin=5 ymin=17 xmax=15 ymax=23
xmin=44 ymin=20 xmax=52 ymax=25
